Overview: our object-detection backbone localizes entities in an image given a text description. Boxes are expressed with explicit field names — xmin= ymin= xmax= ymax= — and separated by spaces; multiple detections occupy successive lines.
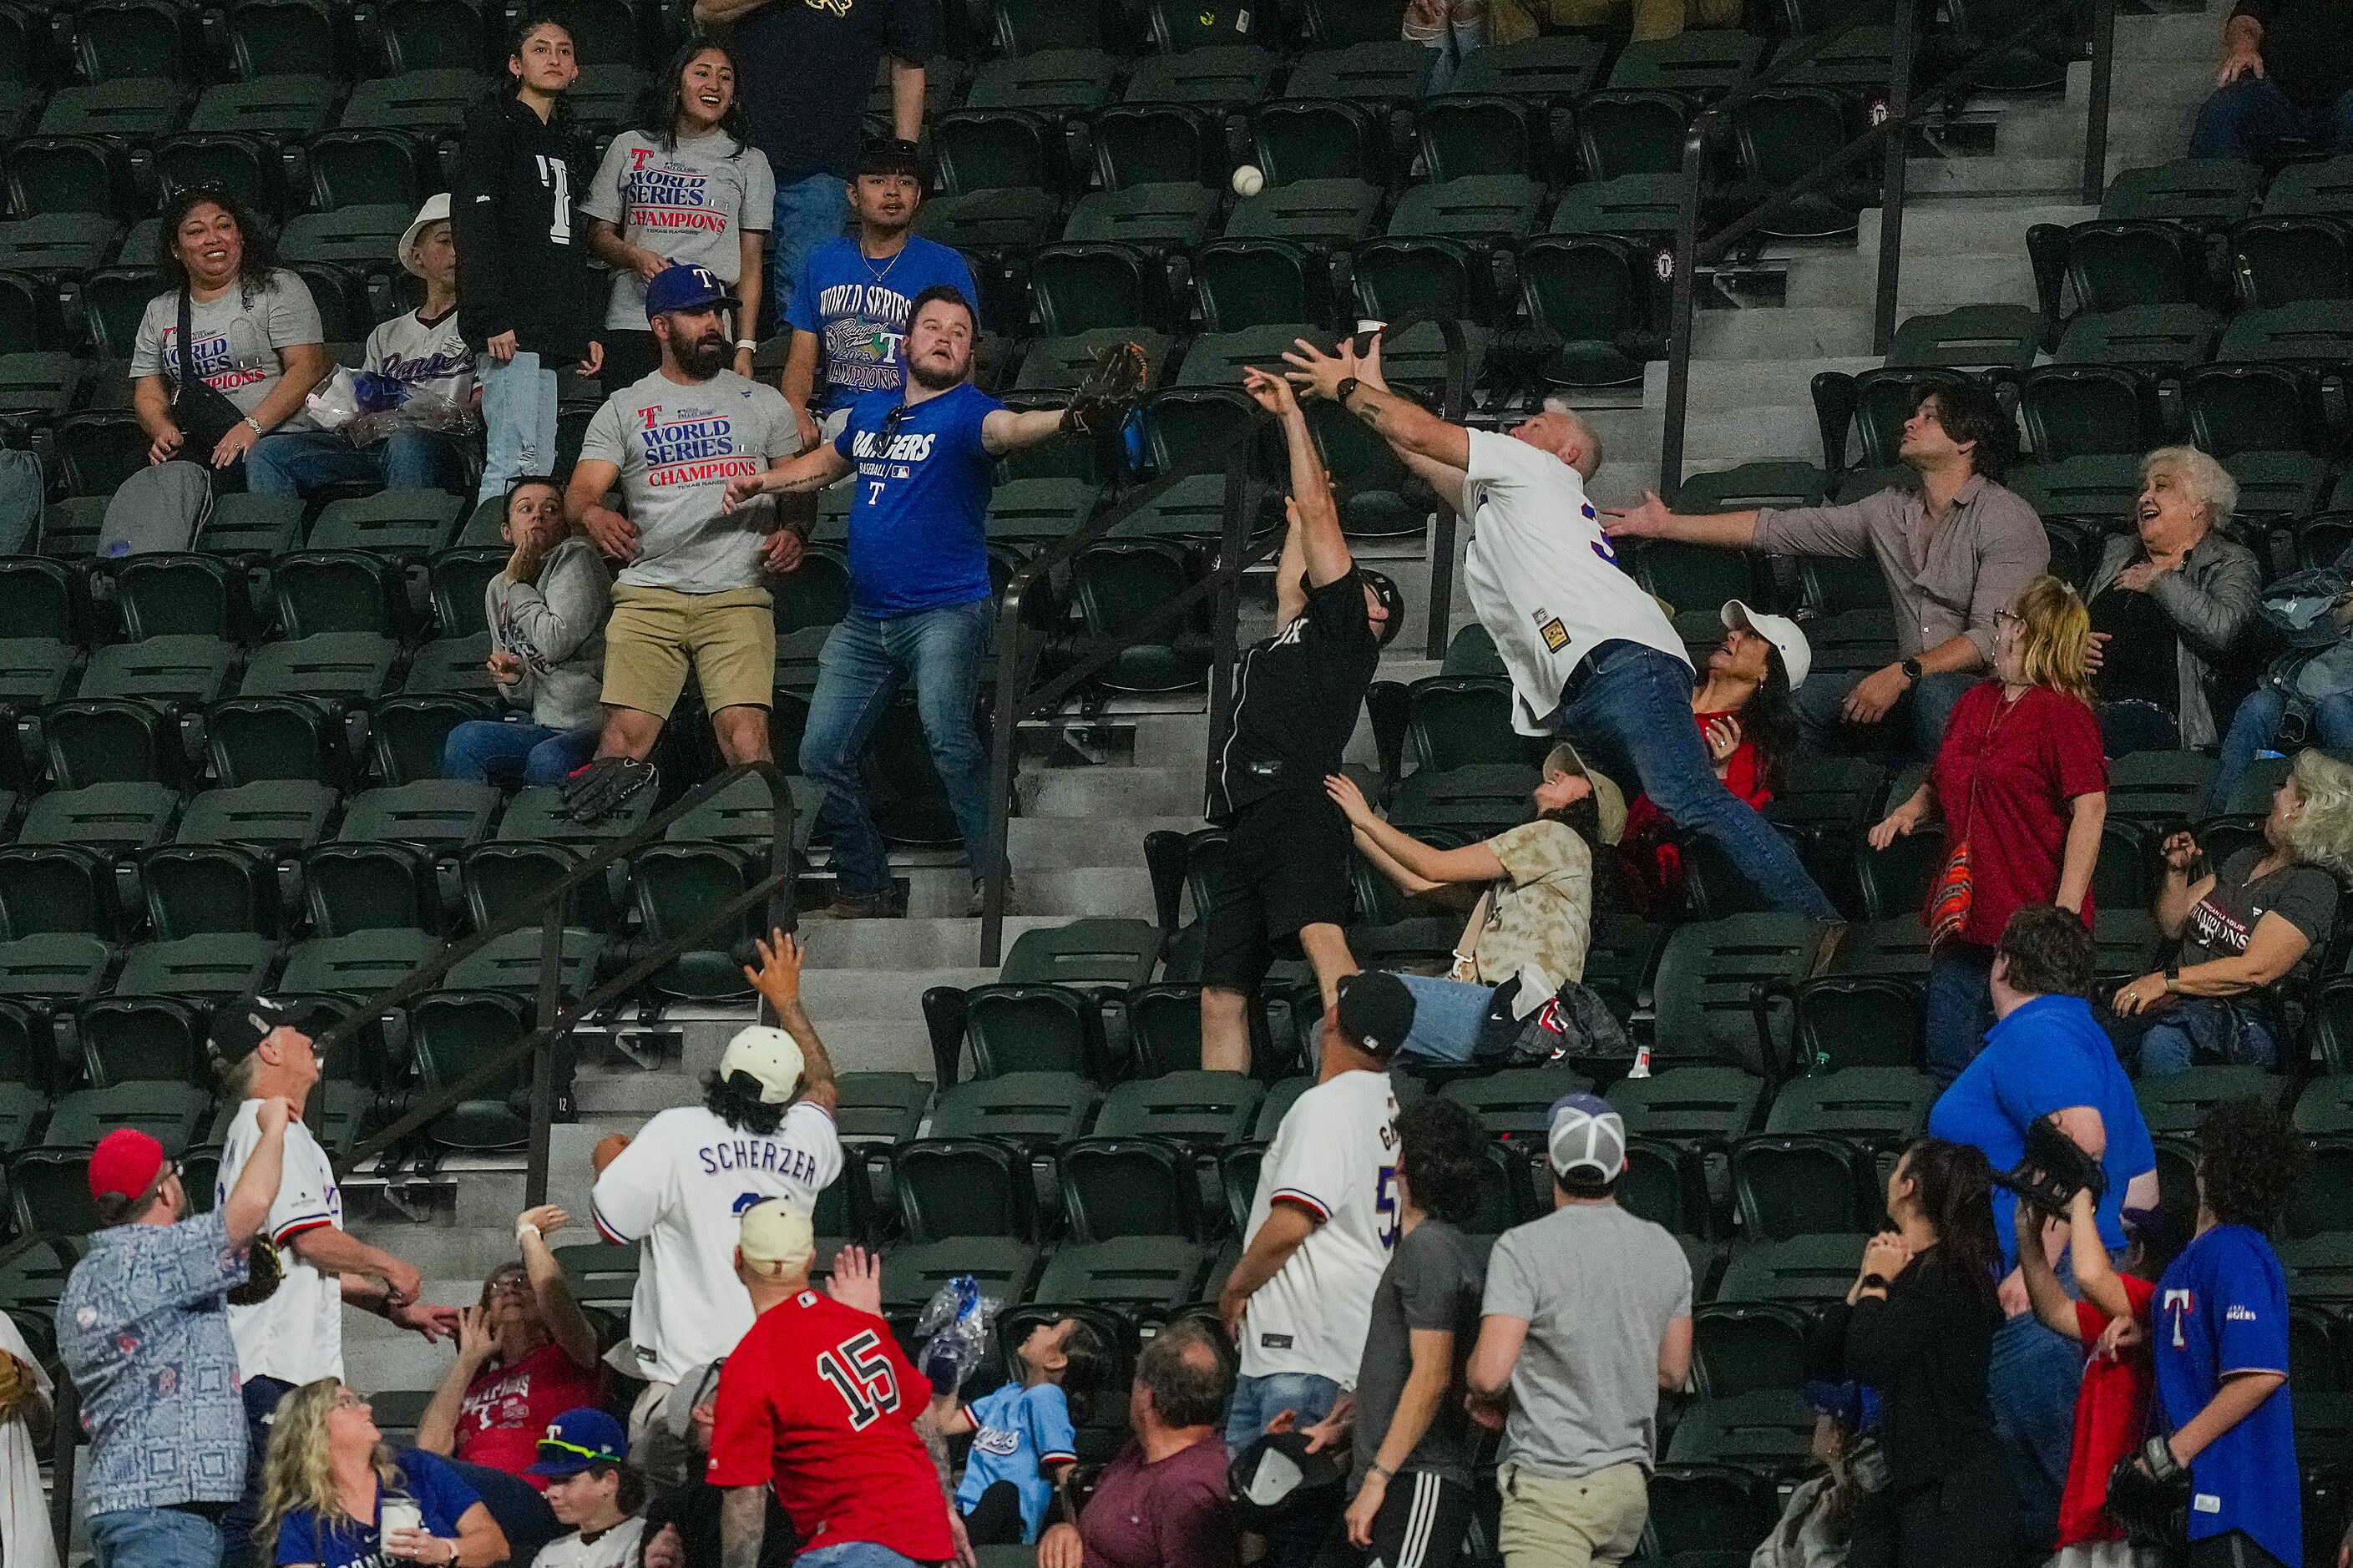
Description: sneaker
xmin=967 ymin=876 xmax=1017 ymax=918
xmin=827 ymin=889 xmax=901 ymax=919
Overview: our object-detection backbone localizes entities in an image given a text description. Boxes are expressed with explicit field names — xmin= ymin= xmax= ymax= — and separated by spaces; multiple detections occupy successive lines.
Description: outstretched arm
xmin=1246 ymin=368 xmax=1350 ymax=590
xmin=980 ymin=406 xmax=1070 ymax=456
xmin=1283 ymin=337 xmax=1470 ymax=473
xmin=743 ymin=928 xmax=839 ymax=1114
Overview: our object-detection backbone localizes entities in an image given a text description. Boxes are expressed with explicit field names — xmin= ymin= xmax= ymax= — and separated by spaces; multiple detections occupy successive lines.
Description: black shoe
xmin=828 ymin=888 xmax=902 ymax=919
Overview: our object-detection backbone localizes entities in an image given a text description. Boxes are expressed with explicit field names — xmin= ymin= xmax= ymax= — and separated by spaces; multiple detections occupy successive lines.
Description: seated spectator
xmin=523 ymin=1409 xmax=644 ymax=1568
xmin=2209 ymin=541 xmax=2353 ymax=815
xmin=635 ymin=1364 xmax=795 ymax=1568
xmin=1036 ymin=1318 xmax=1238 ymax=1568
xmin=2082 ymin=448 xmax=2260 ymax=751
xmin=414 ymin=1204 xmax=602 ymax=1482
xmin=248 ymin=195 xmax=478 ymax=498
xmin=2108 ymin=750 xmax=2353 ymax=1075
xmin=258 ymin=1379 xmax=508 ymax=1567
xmin=1404 ymin=0 xmax=1487 ymax=94
xmin=937 ymin=1318 xmax=1109 ymax=1546
xmin=1619 ymin=601 xmax=1807 ymax=919
xmin=133 ymin=185 xmax=329 ymax=481
xmin=443 ymin=478 xmax=611 ymax=787
xmin=2190 ymin=0 xmax=2353 ymax=162
xmin=1324 ymin=748 xmax=1618 ymax=1065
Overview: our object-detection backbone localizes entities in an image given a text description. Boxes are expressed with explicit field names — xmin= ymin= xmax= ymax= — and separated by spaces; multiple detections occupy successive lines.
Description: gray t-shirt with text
xmin=130 ymin=268 xmax=324 ymax=429
xmin=1351 ymin=1218 xmax=1486 ymax=1490
xmin=579 ymin=368 xmax=797 ymax=594
xmin=582 ymin=129 xmax=776 ymax=331
xmin=1483 ymin=1201 xmax=1692 ymax=1479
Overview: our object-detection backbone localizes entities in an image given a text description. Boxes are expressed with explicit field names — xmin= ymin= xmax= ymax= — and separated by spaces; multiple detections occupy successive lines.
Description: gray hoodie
xmin=486 ymin=534 xmax=610 ymax=732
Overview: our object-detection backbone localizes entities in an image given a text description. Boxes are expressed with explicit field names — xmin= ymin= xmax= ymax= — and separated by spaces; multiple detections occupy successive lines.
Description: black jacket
xmin=1815 ymin=1252 xmax=2003 ymax=1495
xmin=452 ymin=93 xmax=600 ymax=362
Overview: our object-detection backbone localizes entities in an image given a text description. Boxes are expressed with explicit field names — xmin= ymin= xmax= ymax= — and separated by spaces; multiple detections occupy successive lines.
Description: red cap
xmin=89 ymin=1129 xmax=168 ymax=1203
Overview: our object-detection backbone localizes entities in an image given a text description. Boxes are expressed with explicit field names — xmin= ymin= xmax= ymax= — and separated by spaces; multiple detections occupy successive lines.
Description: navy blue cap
xmin=644 ymin=262 xmax=738 ymax=322
xmin=526 ymin=1407 xmax=628 ymax=1477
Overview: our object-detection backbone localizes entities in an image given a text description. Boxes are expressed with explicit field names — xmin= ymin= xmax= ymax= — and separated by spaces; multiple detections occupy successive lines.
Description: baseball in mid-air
xmin=1232 ymin=164 xmax=1265 ymax=197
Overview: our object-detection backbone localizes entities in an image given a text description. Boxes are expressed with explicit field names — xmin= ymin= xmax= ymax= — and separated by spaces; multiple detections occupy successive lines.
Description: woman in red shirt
xmin=415 ymin=1203 xmax=605 ymax=1483
xmin=1620 ymin=600 xmax=1808 ymax=918
xmin=1870 ymin=574 xmax=2108 ymax=1084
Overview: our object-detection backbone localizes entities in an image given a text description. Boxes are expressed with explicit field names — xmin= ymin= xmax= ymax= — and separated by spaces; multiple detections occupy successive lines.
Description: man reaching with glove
xmin=723 ymin=286 xmax=1143 ymax=916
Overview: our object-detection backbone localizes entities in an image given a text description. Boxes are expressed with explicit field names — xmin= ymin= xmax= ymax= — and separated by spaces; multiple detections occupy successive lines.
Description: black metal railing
xmin=975 ymin=316 xmax=1471 ymax=965
xmin=1657 ymin=0 xmax=2118 ymax=498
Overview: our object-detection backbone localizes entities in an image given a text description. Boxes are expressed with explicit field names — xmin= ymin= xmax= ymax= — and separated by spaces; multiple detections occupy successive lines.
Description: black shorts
xmin=1199 ymin=791 xmax=1354 ymax=992
xmin=1364 ymin=1471 xmax=1474 ymax=1568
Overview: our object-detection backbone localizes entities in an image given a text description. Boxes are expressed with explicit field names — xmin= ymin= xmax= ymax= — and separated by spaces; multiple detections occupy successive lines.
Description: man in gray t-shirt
xmin=1468 ymin=1095 xmax=1692 ymax=1568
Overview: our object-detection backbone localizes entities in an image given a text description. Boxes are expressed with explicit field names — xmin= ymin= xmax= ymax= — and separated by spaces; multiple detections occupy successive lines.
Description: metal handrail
xmin=974 ymin=316 xmax=1471 ymax=965
xmin=1657 ymin=0 xmax=2118 ymax=498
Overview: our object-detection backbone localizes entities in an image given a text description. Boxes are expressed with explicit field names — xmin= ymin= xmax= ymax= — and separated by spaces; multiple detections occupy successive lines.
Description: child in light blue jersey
xmin=937 ymin=1316 xmax=1109 ymax=1545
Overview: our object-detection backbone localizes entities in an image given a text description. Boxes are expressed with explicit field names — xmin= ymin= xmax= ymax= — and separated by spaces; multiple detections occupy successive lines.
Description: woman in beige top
xmin=1324 ymin=741 xmax=1622 ymax=1063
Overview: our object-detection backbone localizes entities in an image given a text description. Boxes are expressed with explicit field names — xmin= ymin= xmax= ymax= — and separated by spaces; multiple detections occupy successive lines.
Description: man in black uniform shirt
xmin=1199 ymin=367 xmax=1405 ymax=1075
xmin=2192 ymin=0 xmax=2353 ymax=160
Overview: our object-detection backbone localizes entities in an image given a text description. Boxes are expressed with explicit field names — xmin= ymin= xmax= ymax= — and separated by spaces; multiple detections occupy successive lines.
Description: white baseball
xmin=1232 ymin=164 xmax=1265 ymax=197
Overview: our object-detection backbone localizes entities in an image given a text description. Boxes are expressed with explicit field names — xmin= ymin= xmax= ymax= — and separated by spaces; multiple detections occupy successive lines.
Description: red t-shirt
xmin=706 ymin=1291 xmax=954 ymax=1563
xmin=1925 ymin=681 xmax=2107 ymax=947
xmin=453 ymin=1341 xmax=604 ymax=1485
xmin=2056 ymin=1272 xmax=2159 ymax=1548
xmin=1621 ymin=711 xmax=1772 ymax=918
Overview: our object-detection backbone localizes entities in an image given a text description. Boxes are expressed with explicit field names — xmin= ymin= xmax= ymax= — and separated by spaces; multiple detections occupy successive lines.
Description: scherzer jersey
xmin=216 ymin=1100 xmax=344 ymax=1386
xmin=1457 ymin=429 xmax=1687 ymax=736
xmin=590 ymin=1102 xmax=843 ymax=1386
xmin=1238 ymin=1070 xmax=1399 ymax=1384
xmin=2154 ymin=1224 xmax=2300 ymax=1567
xmin=706 ymin=1290 xmax=954 ymax=1562
xmin=579 ymin=368 xmax=797 ymax=595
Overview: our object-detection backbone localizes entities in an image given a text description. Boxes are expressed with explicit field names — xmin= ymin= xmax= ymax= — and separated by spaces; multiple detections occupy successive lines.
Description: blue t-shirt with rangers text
xmin=832 ymin=382 xmax=999 ymax=618
xmin=953 ymin=1381 xmax=1077 ymax=1543
xmin=786 ymin=237 xmax=979 ymax=414
xmin=2153 ymin=1224 xmax=2300 ymax=1566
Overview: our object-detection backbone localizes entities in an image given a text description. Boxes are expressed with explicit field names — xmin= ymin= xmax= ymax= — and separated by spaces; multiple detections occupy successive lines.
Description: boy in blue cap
xmin=526 ymin=1408 xmax=645 ymax=1568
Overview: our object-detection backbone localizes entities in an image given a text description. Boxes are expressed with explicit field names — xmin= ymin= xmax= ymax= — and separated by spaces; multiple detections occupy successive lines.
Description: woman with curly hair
xmin=2109 ymin=747 xmax=2353 ymax=1075
xmin=1870 ymin=574 xmax=2109 ymax=1083
xmin=2110 ymin=1100 xmax=2303 ymax=1568
xmin=258 ymin=1379 xmax=507 ymax=1567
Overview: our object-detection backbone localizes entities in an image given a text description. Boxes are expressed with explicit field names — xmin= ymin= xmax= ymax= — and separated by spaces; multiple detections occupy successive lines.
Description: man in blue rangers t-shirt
xmin=2113 ymin=1098 xmax=2301 ymax=1568
xmin=725 ymin=285 xmax=1101 ymax=916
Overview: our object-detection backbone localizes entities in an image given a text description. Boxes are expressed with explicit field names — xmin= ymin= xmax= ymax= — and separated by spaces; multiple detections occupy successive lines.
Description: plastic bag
xmin=348 ymin=387 xmax=478 ymax=447
xmin=913 ymin=1275 xmax=998 ymax=1395
xmin=304 ymin=367 xmax=361 ymax=431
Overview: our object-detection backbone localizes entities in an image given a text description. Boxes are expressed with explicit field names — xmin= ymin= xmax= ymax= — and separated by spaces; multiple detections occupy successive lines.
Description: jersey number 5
xmin=1376 ymin=1164 xmax=1399 ymax=1251
xmin=817 ymin=1329 xmax=900 ymax=1430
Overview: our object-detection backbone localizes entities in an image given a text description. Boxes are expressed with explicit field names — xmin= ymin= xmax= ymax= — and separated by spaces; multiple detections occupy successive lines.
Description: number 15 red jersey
xmin=706 ymin=1290 xmax=954 ymax=1563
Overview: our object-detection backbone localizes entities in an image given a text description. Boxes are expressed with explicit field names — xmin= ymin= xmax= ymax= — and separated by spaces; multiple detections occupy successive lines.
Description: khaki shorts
xmin=602 ymin=583 xmax=776 ymax=716
xmin=1495 ymin=1459 xmax=1648 ymax=1568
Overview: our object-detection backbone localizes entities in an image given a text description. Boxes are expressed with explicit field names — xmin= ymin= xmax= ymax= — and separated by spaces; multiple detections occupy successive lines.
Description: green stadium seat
xmin=0 ymin=214 xmax=117 ymax=277
xmin=189 ymin=76 xmax=337 ymax=138
xmin=298 ymin=842 xmax=439 ymax=939
xmin=1439 ymin=1065 xmax=1595 ymax=1146
xmin=553 ymin=1241 xmax=639 ymax=1310
xmin=628 ymin=841 xmax=763 ymax=1000
xmin=498 ymin=783 xmax=654 ymax=844
xmin=2102 ymin=159 xmax=2260 ymax=225
xmin=1732 ymin=1133 xmax=1873 ymax=1240
xmin=2226 ymin=450 xmax=2333 ymax=518
xmin=913 ymin=189 xmax=1060 ymax=256
xmin=928 ymin=1071 xmax=1101 ymax=1149
xmin=1518 ymin=234 xmax=1657 ymax=389
xmin=1000 ymin=918 xmax=1162 ymax=991
xmin=0 ymin=562 xmax=75 ymax=642
xmin=1714 ymin=1231 xmax=1865 ymax=1307
xmin=1607 ymin=30 xmax=1765 ymax=96
xmin=0 ymin=846 xmax=117 ymax=939
xmin=278 ymin=928 xmax=440 ymax=998
xmin=1651 ymin=913 xmax=1825 ymax=1074
xmin=0 ymin=352 xmax=80 ymax=417
xmin=1763 ymin=1065 xmax=1933 ymax=1147
xmin=879 ymin=1239 xmax=1040 ymax=1317
xmin=1062 ymin=185 xmax=1220 ymax=251
xmin=964 ymin=51 xmax=1117 ymax=115
xmin=1123 ymin=45 xmax=1278 ymax=108
xmin=341 ymin=780 xmax=503 ymax=848
xmin=1693 ymin=1300 xmax=1814 ymax=1397
xmin=1224 ymin=178 xmax=1385 ymax=250
xmin=199 ymin=492 xmax=306 ymax=559
xmin=1249 ymin=99 xmax=1391 ymax=189
xmin=236 ymin=632 xmax=397 ymax=706
xmin=77 ymin=995 xmax=209 ymax=1086
xmin=1663 ymin=1390 xmax=1816 ymax=1471
xmin=37 ymin=79 xmax=186 ymax=140
xmin=894 ymin=1138 xmax=1038 ymax=1240
xmin=272 ymin=551 xmax=410 ymax=640
xmin=443 ymin=929 xmax=602 ymax=996
xmin=139 ymin=842 xmax=280 ymax=938
xmin=1611 ymin=1065 xmax=1767 ymax=1151
xmin=1015 ymin=329 xmax=1172 ymax=394
xmin=985 ymin=477 xmax=1097 ymax=546
xmin=2054 ymin=305 xmax=2220 ymax=372
xmin=114 ymin=554 xmax=251 ymax=642
xmin=174 ymin=780 xmax=338 ymax=852
xmin=2280 ymin=1233 xmax=2353 ymax=1302
xmin=407 ymin=989 xmax=532 ymax=1150
xmin=834 ymin=1072 xmax=933 ymax=1146
xmin=19 ymin=781 xmax=178 ymax=851
xmin=1058 ymin=1136 xmax=1206 ymax=1240
xmin=1887 ymin=304 xmax=2040 ymax=374
xmin=311 ymin=488 xmax=465 ymax=555
xmin=1093 ymin=1070 xmax=1263 ymax=1147
xmin=340 ymin=71 xmax=483 ymax=135
xmin=1174 ymin=324 xmax=1321 ymax=389
xmin=113 ymin=933 xmax=276 ymax=999
xmin=2008 ymin=455 xmax=2143 ymax=524
xmin=1030 ymin=1236 xmax=1209 ymax=1316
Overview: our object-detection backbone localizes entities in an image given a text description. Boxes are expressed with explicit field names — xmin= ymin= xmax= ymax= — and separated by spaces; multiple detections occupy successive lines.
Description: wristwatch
xmin=2163 ymin=965 xmax=2180 ymax=993
xmin=243 ymin=415 xmax=263 ymax=435
xmin=1333 ymin=376 xmax=1362 ymax=407
xmin=1898 ymin=656 xmax=1923 ymax=685
xmin=1860 ymin=1272 xmax=1890 ymax=1292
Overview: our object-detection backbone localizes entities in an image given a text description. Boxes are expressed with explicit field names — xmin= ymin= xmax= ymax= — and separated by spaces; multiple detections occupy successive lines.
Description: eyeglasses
xmin=1993 ymin=608 xmax=2023 ymax=627
xmin=331 ymin=1391 xmax=372 ymax=1412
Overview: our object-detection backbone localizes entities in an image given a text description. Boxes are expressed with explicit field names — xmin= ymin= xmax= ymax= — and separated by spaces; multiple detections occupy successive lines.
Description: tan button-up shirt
xmin=1753 ymin=476 xmax=2049 ymax=661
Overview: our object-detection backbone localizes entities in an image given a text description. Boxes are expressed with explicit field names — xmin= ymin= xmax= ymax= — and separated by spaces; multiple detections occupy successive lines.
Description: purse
xmin=170 ymin=286 xmax=253 ymax=456
xmin=1924 ymin=695 xmax=2003 ymax=952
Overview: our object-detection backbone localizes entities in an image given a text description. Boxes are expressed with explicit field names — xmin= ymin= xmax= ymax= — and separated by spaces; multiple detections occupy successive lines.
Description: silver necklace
xmin=860 ymin=240 xmax=906 ymax=285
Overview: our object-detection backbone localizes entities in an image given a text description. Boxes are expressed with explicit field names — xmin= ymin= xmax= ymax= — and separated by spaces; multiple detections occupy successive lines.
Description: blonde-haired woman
xmin=2110 ymin=748 xmax=2353 ymax=1075
xmin=259 ymin=1379 xmax=507 ymax=1567
xmin=1870 ymin=574 xmax=2109 ymax=1083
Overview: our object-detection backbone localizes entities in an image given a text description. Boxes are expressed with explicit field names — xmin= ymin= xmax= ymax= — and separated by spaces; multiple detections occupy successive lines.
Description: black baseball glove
xmin=1992 ymin=1115 xmax=2108 ymax=1216
xmin=561 ymin=756 xmax=657 ymax=824
xmin=1062 ymin=340 xmax=1148 ymax=437
xmin=229 ymin=1234 xmax=283 ymax=1307
xmin=2104 ymin=1435 xmax=2189 ymax=1549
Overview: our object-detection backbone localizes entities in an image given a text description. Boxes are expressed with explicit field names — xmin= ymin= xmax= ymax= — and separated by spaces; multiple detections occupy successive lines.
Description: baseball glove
xmin=2104 ymin=1435 xmax=2189 ymax=1549
xmin=229 ymin=1234 xmax=283 ymax=1307
xmin=1062 ymin=340 xmax=1148 ymax=437
xmin=1991 ymin=1115 xmax=2108 ymax=1216
xmin=561 ymin=756 xmax=657 ymax=825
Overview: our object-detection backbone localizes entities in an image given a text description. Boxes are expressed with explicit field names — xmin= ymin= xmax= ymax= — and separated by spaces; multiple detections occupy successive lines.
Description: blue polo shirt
xmin=2154 ymin=1225 xmax=2299 ymax=1567
xmin=833 ymin=382 xmax=1000 ymax=618
xmin=1926 ymin=993 xmax=2156 ymax=1268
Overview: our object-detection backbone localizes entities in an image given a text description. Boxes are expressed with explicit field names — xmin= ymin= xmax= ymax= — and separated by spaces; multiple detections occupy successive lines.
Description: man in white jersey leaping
xmin=1283 ymin=336 xmax=1838 ymax=920
xmin=590 ymin=928 xmax=843 ymax=1445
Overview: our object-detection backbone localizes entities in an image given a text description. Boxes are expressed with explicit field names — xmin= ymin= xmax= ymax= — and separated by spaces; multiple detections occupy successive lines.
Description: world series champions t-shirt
xmin=2153 ymin=1224 xmax=2300 ymax=1567
xmin=580 ymin=368 xmax=798 ymax=594
xmin=832 ymin=382 xmax=1000 ymax=618
xmin=131 ymin=267 xmax=325 ymax=430
xmin=583 ymin=129 xmax=776 ymax=332
xmin=785 ymin=237 xmax=979 ymax=413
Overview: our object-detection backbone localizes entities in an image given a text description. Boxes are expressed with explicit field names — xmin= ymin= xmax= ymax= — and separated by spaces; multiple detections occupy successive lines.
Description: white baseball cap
xmin=1721 ymin=599 xmax=1812 ymax=690
xmin=736 ymin=1199 xmax=812 ymax=1276
xmin=398 ymin=193 xmax=453 ymax=277
xmin=718 ymin=1024 xmax=805 ymax=1105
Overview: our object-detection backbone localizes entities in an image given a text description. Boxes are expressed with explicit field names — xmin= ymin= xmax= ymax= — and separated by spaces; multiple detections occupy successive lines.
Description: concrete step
xmin=2111 ymin=7 xmax=2232 ymax=61
xmin=797 ymin=913 xmax=1065 ymax=969
xmin=802 ymin=964 xmax=998 ymax=1019
xmin=894 ymin=863 xmax=1156 ymax=919
xmin=1004 ymin=814 xmax=1199 ymax=867
xmin=1995 ymin=98 xmax=2196 ymax=163
xmin=1671 ymin=403 xmax=1824 ymax=466
xmin=1903 ymin=153 xmax=2082 ymax=198
xmin=2073 ymin=53 xmax=2213 ymax=110
xmin=1785 ymin=245 xmax=2039 ymax=309
xmin=1693 ymin=306 xmax=1880 ymax=361
xmin=1857 ymin=199 xmax=2097 ymax=257
xmin=1643 ymin=355 xmax=1876 ymax=414
xmin=1020 ymin=762 xmax=1202 ymax=817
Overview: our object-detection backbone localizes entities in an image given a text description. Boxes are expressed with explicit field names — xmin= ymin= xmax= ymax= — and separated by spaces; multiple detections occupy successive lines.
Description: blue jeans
xmin=1225 ymin=1371 xmax=1344 ymax=1568
xmin=475 ymin=351 xmax=560 ymax=509
xmin=1797 ymin=666 xmax=1974 ymax=761
xmin=89 ymin=1505 xmax=224 ymax=1568
xmin=1990 ymin=1294 xmax=2087 ymax=1556
xmin=443 ymin=718 xmax=599 ymax=787
xmin=219 ymin=1373 xmax=295 ymax=1568
xmin=1925 ymin=941 xmax=1995 ymax=1086
xmin=768 ymin=172 xmax=851 ymax=326
xmin=796 ymin=1545 xmax=927 ymax=1568
xmin=2208 ymin=685 xmax=2353 ymax=815
xmin=1396 ymin=972 xmax=1499 ymax=1063
xmin=246 ymin=427 xmax=463 ymax=497
xmin=2108 ymin=997 xmax=2280 ymax=1078
xmin=1560 ymin=640 xmax=1838 ymax=919
xmin=2191 ymin=77 xmax=2353 ymax=160
xmin=800 ymin=600 xmax=994 ymax=897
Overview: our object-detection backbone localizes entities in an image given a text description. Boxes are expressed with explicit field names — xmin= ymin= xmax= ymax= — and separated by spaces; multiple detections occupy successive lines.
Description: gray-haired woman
xmin=2082 ymin=446 xmax=2261 ymax=748
xmin=2108 ymin=748 xmax=2353 ymax=1075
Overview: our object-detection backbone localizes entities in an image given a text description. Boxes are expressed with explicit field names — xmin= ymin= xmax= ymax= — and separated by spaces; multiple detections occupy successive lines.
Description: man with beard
xmin=725 ymin=284 xmax=1102 ymax=916
xmin=563 ymin=262 xmax=801 ymax=821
